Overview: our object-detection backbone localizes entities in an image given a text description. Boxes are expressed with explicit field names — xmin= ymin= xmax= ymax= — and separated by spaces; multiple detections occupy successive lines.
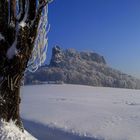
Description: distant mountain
xmin=25 ymin=46 xmax=140 ymax=89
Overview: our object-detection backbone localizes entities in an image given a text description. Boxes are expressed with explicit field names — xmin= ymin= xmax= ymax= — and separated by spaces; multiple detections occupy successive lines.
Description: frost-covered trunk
xmin=0 ymin=82 xmax=22 ymax=128
xmin=0 ymin=0 xmax=50 ymax=130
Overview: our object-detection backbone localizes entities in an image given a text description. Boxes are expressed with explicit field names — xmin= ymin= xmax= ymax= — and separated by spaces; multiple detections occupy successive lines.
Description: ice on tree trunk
xmin=27 ymin=5 xmax=49 ymax=72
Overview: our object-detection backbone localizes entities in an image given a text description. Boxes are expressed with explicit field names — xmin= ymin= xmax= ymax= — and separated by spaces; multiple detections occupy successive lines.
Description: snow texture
xmin=6 ymin=39 xmax=18 ymax=59
xmin=0 ymin=33 xmax=5 ymax=41
xmin=19 ymin=21 xmax=26 ymax=27
xmin=0 ymin=120 xmax=37 ymax=140
xmin=21 ymin=84 xmax=140 ymax=140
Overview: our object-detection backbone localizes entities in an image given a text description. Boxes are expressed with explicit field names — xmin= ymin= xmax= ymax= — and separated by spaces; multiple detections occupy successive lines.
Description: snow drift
xmin=0 ymin=120 xmax=36 ymax=140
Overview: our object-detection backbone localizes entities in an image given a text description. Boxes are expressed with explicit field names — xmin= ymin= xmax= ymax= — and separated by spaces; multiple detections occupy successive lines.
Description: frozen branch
xmin=17 ymin=0 xmax=26 ymax=22
xmin=27 ymin=0 xmax=36 ymax=21
xmin=9 ymin=0 xmax=16 ymax=26
xmin=0 ymin=0 xmax=8 ymax=34
xmin=0 ymin=34 xmax=5 ymax=41
xmin=29 ymin=0 xmax=51 ymax=42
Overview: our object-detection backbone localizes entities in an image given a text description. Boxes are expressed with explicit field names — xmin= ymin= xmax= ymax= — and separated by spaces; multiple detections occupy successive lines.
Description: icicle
xmin=27 ymin=4 xmax=49 ymax=73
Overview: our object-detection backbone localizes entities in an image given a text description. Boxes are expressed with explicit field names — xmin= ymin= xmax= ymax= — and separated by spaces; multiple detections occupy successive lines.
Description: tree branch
xmin=28 ymin=0 xmax=50 ymax=45
xmin=27 ymin=0 xmax=36 ymax=21
xmin=17 ymin=0 xmax=26 ymax=22
xmin=10 ymin=0 xmax=16 ymax=26
xmin=39 ymin=0 xmax=52 ymax=9
xmin=0 ymin=0 xmax=8 ymax=34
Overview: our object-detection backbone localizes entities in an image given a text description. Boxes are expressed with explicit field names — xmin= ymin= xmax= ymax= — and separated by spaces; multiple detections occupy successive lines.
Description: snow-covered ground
xmin=0 ymin=120 xmax=36 ymax=140
xmin=21 ymin=84 xmax=140 ymax=140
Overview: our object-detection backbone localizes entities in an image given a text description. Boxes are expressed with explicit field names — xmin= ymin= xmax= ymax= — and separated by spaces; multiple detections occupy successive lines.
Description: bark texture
xmin=0 ymin=0 xmax=50 ymax=130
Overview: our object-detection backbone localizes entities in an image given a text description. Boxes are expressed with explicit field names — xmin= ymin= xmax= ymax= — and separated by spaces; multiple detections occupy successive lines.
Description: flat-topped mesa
xmin=50 ymin=46 xmax=106 ymax=67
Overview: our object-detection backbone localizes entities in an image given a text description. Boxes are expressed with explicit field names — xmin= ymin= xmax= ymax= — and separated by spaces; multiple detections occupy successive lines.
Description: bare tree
xmin=0 ymin=0 xmax=51 ymax=130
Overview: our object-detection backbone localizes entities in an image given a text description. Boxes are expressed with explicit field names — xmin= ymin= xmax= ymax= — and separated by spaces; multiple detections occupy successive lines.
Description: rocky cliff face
xmin=25 ymin=46 xmax=140 ymax=89
xmin=50 ymin=46 xmax=106 ymax=67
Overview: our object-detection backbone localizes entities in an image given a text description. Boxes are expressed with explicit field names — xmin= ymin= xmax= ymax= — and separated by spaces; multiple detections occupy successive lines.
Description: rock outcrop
xmin=50 ymin=46 xmax=106 ymax=67
xmin=25 ymin=46 xmax=140 ymax=89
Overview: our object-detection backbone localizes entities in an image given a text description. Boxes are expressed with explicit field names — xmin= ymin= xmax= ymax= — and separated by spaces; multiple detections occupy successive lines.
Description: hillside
xmin=25 ymin=46 xmax=140 ymax=89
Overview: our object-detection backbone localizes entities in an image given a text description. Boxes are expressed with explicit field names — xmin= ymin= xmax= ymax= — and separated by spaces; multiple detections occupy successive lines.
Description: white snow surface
xmin=0 ymin=120 xmax=37 ymax=140
xmin=21 ymin=84 xmax=140 ymax=140
xmin=0 ymin=33 xmax=5 ymax=40
xmin=19 ymin=21 xmax=26 ymax=27
xmin=6 ymin=39 xmax=18 ymax=59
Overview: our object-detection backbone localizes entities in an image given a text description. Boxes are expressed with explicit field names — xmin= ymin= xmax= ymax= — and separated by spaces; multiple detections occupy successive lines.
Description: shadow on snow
xmin=22 ymin=119 xmax=101 ymax=140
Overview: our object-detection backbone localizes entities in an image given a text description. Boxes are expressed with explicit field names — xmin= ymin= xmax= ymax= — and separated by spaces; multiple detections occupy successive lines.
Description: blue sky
xmin=48 ymin=0 xmax=140 ymax=78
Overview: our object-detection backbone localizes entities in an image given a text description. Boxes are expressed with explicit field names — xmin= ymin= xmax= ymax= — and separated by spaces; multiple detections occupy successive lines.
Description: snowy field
xmin=21 ymin=84 xmax=140 ymax=140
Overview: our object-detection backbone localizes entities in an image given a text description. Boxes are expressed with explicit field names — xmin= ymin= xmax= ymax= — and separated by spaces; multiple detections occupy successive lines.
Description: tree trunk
xmin=0 ymin=0 xmax=50 ymax=130
xmin=0 ymin=81 xmax=22 ymax=128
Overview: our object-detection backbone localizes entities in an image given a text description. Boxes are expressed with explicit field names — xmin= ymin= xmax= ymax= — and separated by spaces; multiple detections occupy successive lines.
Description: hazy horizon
xmin=48 ymin=0 xmax=140 ymax=79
